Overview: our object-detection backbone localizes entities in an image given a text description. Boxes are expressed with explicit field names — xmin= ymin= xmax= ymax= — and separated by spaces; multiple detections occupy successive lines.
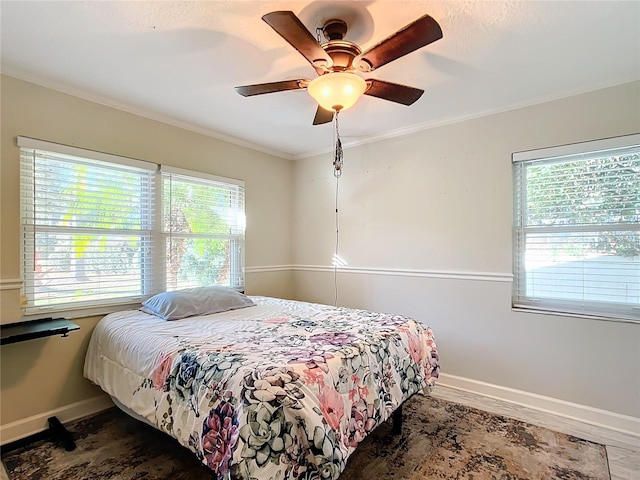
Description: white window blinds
xmin=161 ymin=166 xmax=245 ymax=291
xmin=19 ymin=137 xmax=157 ymax=314
xmin=19 ymin=137 xmax=247 ymax=317
xmin=512 ymin=134 xmax=640 ymax=321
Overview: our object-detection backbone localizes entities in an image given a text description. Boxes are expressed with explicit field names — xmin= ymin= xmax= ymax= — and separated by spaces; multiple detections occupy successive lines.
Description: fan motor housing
xmin=320 ymin=19 xmax=361 ymax=71
xmin=322 ymin=40 xmax=361 ymax=71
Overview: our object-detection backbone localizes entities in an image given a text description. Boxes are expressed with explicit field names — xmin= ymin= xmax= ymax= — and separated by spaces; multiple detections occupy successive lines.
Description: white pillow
xmin=140 ymin=286 xmax=255 ymax=320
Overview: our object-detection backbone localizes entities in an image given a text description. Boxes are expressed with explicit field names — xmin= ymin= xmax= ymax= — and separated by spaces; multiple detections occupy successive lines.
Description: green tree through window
xmin=163 ymin=177 xmax=239 ymax=289
xmin=525 ymin=153 xmax=639 ymax=257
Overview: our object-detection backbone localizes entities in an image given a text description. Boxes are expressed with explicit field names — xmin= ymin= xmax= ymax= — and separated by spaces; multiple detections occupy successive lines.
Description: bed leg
xmin=392 ymin=405 xmax=403 ymax=435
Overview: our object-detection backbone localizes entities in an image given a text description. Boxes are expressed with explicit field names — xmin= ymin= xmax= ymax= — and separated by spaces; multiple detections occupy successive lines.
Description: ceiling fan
xmin=235 ymin=11 xmax=443 ymax=125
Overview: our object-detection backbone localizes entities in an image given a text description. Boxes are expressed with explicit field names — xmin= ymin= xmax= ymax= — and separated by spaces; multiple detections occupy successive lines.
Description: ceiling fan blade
xmin=313 ymin=106 xmax=334 ymax=125
xmin=364 ymin=79 xmax=424 ymax=105
xmin=262 ymin=11 xmax=333 ymax=74
xmin=356 ymin=14 xmax=442 ymax=72
xmin=235 ymin=79 xmax=308 ymax=97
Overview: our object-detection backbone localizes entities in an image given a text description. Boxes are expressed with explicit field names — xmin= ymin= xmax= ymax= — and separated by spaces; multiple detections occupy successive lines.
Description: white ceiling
xmin=1 ymin=1 xmax=639 ymax=159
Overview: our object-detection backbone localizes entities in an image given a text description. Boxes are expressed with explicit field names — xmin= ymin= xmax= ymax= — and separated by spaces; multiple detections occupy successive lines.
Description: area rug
xmin=1 ymin=395 xmax=610 ymax=480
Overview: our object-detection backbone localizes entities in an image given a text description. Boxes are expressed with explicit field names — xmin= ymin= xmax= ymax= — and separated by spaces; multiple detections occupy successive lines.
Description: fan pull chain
xmin=332 ymin=110 xmax=343 ymax=306
xmin=333 ymin=169 xmax=340 ymax=307
xmin=333 ymin=110 xmax=343 ymax=178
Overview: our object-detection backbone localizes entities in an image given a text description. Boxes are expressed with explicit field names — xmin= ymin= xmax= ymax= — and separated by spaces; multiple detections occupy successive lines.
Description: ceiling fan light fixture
xmin=307 ymin=72 xmax=367 ymax=112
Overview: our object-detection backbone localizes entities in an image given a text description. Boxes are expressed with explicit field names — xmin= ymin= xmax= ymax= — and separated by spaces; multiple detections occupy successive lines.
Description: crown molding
xmin=5 ymin=68 xmax=636 ymax=162
xmin=293 ymin=76 xmax=640 ymax=160
xmin=1 ymin=69 xmax=294 ymax=161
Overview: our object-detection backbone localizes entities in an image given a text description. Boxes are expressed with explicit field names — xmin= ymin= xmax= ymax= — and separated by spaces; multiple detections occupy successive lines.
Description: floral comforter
xmin=84 ymin=296 xmax=439 ymax=479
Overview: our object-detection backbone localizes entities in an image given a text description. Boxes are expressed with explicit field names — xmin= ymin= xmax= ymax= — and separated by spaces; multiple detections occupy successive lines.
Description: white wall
xmin=292 ymin=81 xmax=640 ymax=419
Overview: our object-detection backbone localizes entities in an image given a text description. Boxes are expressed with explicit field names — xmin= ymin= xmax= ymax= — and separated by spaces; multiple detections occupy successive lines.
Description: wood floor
xmin=432 ymin=385 xmax=640 ymax=480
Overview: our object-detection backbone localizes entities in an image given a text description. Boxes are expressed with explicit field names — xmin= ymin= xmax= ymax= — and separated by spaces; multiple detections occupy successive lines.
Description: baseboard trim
xmin=0 ymin=395 xmax=113 ymax=446
xmin=2 ymin=376 xmax=636 ymax=449
xmin=436 ymin=373 xmax=640 ymax=440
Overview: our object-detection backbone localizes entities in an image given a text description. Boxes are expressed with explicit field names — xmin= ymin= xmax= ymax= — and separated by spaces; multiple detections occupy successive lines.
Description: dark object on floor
xmin=391 ymin=403 xmax=403 ymax=435
xmin=1 ymin=395 xmax=610 ymax=480
xmin=2 ymin=415 xmax=76 ymax=454
xmin=47 ymin=416 xmax=76 ymax=452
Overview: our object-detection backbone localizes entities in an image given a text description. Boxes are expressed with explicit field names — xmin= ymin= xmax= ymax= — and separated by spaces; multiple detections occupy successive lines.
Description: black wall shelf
xmin=0 ymin=318 xmax=79 ymax=345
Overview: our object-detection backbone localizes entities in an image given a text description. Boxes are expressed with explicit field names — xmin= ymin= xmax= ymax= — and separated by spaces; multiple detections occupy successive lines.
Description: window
xmin=19 ymin=137 xmax=245 ymax=317
xmin=512 ymin=134 xmax=639 ymax=321
xmin=162 ymin=166 xmax=245 ymax=292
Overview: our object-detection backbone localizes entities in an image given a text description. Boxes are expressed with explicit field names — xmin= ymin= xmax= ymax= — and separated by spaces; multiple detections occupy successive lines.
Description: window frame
xmin=512 ymin=134 xmax=640 ymax=323
xmin=18 ymin=136 xmax=246 ymax=320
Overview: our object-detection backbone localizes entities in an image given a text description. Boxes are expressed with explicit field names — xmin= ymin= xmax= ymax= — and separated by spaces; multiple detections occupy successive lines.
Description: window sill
xmin=511 ymin=306 xmax=639 ymax=324
xmin=21 ymin=301 xmax=143 ymax=322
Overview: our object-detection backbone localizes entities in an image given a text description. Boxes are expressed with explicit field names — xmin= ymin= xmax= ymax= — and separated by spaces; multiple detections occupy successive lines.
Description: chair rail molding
xmin=245 ymin=265 xmax=293 ymax=273
xmin=246 ymin=265 xmax=513 ymax=283
xmin=0 ymin=278 xmax=23 ymax=291
xmin=294 ymin=265 xmax=513 ymax=283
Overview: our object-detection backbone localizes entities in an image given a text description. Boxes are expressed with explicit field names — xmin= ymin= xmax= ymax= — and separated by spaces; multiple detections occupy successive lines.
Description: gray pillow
xmin=140 ymin=286 xmax=255 ymax=320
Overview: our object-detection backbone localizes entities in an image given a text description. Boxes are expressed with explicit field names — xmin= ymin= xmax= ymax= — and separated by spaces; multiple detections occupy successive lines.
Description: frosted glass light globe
xmin=307 ymin=72 xmax=367 ymax=112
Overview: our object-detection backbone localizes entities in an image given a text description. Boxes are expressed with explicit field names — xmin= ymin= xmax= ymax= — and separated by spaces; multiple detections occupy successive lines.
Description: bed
xmin=84 ymin=288 xmax=439 ymax=479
